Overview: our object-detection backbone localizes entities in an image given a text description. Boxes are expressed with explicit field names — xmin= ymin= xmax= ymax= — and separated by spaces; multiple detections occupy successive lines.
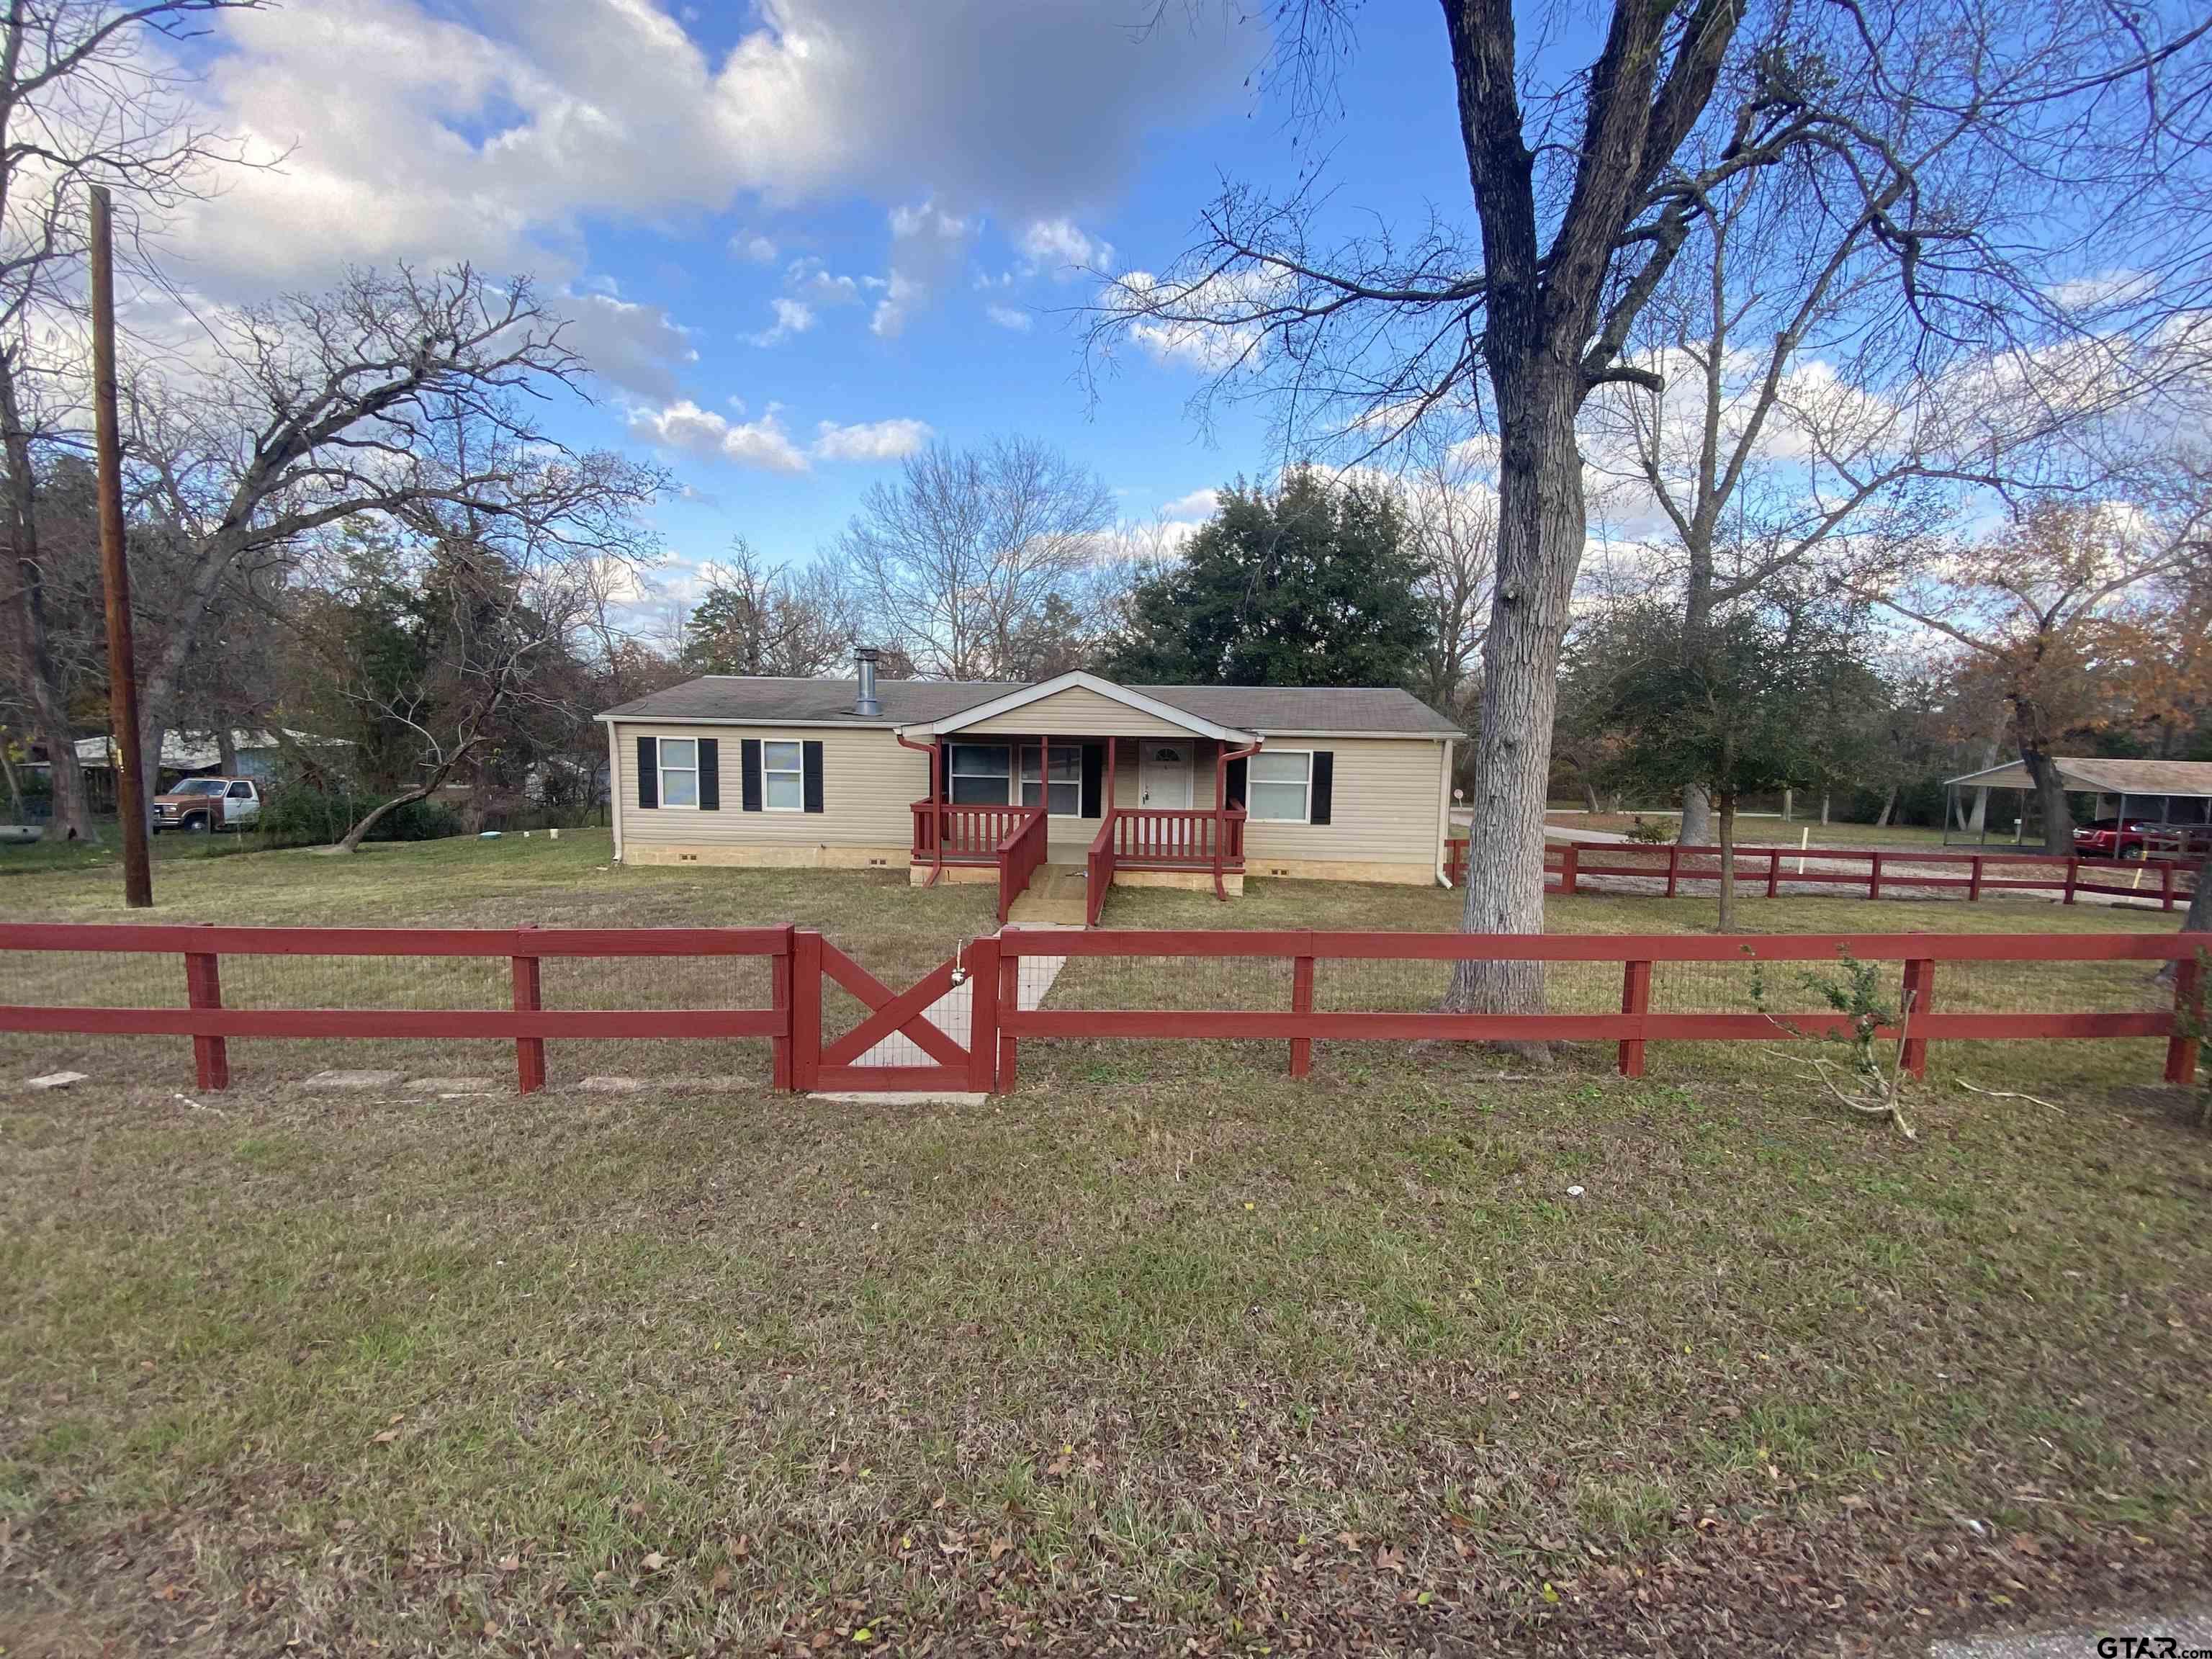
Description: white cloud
xmin=984 ymin=301 xmax=1033 ymax=332
xmin=166 ymin=0 xmax=1245 ymax=297
xmin=1018 ymin=216 xmax=1112 ymax=278
xmin=628 ymin=399 xmax=809 ymax=472
xmin=733 ymin=232 xmax=778 ymax=263
xmin=749 ymin=296 xmax=816 ymax=346
xmin=872 ymin=197 xmax=974 ymax=338
xmin=786 ymin=257 xmax=864 ymax=307
xmin=555 ymin=290 xmax=697 ymax=399
xmin=813 ymin=416 xmax=932 ymax=462
xmin=1159 ymin=487 xmax=1218 ymax=521
xmin=629 ymin=399 xmax=930 ymax=469
xmin=1105 ymin=269 xmax=1277 ymax=374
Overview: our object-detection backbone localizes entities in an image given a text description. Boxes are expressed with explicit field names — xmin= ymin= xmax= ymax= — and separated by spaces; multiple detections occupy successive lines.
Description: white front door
xmin=1138 ymin=740 xmax=1192 ymax=809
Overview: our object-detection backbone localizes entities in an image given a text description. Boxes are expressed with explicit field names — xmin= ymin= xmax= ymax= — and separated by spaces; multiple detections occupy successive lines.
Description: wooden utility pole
xmin=91 ymin=186 xmax=150 ymax=907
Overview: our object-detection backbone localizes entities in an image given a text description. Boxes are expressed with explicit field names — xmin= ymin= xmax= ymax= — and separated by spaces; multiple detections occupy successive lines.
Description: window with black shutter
xmin=635 ymin=734 xmax=657 ymax=809
xmin=698 ymin=738 xmax=721 ymax=809
xmin=802 ymin=741 xmax=824 ymax=813
xmin=739 ymin=739 xmax=763 ymax=811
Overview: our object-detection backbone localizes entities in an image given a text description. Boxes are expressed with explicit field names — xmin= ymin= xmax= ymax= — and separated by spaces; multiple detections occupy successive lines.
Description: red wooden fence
xmin=1443 ymin=837 xmax=2197 ymax=910
xmin=5 ymin=922 xmax=2204 ymax=1098
xmin=0 ymin=923 xmax=793 ymax=1094
xmin=994 ymin=927 xmax=2207 ymax=1089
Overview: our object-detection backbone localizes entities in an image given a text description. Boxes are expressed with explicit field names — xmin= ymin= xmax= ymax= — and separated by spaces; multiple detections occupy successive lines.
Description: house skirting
xmin=907 ymin=863 xmax=1248 ymax=896
xmin=909 ymin=863 xmax=998 ymax=887
xmin=1111 ymin=868 xmax=1245 ymax=896
xmin=626 ymin=844 xmax=907 ymax=871
xmin=1242 ymin=856 xmax=1437 ymax=886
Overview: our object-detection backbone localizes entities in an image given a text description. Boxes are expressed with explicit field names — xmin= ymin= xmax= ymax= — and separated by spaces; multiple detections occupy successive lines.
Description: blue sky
xmin=159 ymin=1 xmax=1481 ymax=603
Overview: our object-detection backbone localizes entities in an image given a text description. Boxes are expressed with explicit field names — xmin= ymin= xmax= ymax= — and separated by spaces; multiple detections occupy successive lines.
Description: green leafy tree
xmin=1106 ymin=467 xmax=1429 ymax=687
xmin=1601 ymin=602 xmax=1860 ymax=930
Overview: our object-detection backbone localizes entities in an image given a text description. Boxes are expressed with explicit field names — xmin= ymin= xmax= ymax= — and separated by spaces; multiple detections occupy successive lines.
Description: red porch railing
xmin=997 ymin=807 xmax=1050 ymax=925
xmin=1112 ymin=806 xmax=1245 ymax=868
xmin=1087 ymin=812 xmax=1116 ymax=927
xmin=911 ymin=801 xmax=1038 ymax=864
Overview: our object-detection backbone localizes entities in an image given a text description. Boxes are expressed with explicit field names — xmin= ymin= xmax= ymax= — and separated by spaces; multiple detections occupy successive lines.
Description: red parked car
xmin=2072 ymin=817 xmax=2210 ymax=860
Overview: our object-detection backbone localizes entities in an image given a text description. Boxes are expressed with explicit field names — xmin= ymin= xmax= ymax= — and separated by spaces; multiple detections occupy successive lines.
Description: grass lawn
xmin=1547 ymin=811 xmax=1974 ymax=851
xmin=4 ymin=832 xmax=2208 ymax=1655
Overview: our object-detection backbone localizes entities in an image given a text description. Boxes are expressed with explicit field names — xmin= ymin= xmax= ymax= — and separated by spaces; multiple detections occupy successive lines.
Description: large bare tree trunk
xmin=1875 ymin=783 xmax=1897 ymax=828
xmin=1966 ymin=734 xmax=1999 ymax=835
xmin=1681 ymin=782 xmax=1712 ymax=845
xmin=2010 ymin=693 xmax=2073 ymax=855
xmin=1449 ymin=368 xmax=1583 ymax=1014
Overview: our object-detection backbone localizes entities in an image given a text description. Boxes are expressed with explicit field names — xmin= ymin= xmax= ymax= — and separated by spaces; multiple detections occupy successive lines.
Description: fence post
xmin=511 ymin=923 xmax=545 ymax=1094
xmin=966 ymin=933 xmax=1001 ymax=1093
xmin=1618 ymin=958 xmax=1651 ymax=1079
xmin=184 ymin=927 xmax=228 ymax=1092
xmin=1290 ymin=942 xmax=1316 ymax=1079
xmin=2064 ymin=858 xmax=2079 ymax=905
xmin=1664 ymin=843 xmax=1680 ymax=899
xmin=1868 ymin=852 xmax=1881 ymax=902
xmin=2167 ymin=953 xmax=2203 ymax=1087
xmin=1766 ymin=850 xmax=1779 ymax=899
xmin=791 ymin=929 xmax=823 ymax=1092
xmin=1560 ymin=844 xmax=1579 ymax=897
xmin=770 ymin=924 xmax=795 ymax=1090
xmin=2161 ymin=862 xmax=2175 ymax=913
xmin=1969 ymin=856 xmax=1983 ymax=902
xmin=997 ymin=945 xmax=1020 ymax=1094
xmin=1900 ymin=958 xmax=1933 ymax=1079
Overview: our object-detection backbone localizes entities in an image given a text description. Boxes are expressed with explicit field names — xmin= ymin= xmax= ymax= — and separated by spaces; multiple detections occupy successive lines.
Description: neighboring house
xmin=597 ymin=655 xmax=1463 ymax=910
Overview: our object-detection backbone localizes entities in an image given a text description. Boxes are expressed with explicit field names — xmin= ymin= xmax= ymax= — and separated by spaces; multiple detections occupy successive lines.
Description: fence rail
xmin=1 ymin=922 xmax=793 ymax=1094
xmin=6 ymin=922 xmax=2205 ymax=1098
xmin=995 ymin=927 xmax=2206 ymax=1090
xmin=1442 ymin=837 xmax=2198 ymax=910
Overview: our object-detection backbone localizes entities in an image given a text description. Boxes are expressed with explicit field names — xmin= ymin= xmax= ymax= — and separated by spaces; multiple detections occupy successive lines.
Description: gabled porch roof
xmin=892 ymin=671 xmax=1259 ymax=745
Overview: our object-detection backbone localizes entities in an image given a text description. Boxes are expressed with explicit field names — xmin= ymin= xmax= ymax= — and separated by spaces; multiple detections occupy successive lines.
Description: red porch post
xmin=1214 ymin=739 xmax=1261 ymax=902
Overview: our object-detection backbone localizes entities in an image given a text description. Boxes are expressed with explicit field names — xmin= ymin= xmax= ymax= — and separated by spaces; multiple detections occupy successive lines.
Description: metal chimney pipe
xmin=854 ymin=647 xmax=881 ymax=718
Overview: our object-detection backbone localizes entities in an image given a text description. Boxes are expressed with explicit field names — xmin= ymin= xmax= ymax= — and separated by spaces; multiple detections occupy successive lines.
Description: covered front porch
xmin=896 ymin=677 xmax=1266 ymax=927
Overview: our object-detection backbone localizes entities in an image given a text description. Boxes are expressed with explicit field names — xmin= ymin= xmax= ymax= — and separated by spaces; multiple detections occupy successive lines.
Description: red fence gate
xmin=788 ymin=934 xmax=997 ymax=1094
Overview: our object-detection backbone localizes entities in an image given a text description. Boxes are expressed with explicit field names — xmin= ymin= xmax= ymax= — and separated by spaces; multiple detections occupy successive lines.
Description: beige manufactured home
xmin=598 ymin=658 xmax=1462 ymax=917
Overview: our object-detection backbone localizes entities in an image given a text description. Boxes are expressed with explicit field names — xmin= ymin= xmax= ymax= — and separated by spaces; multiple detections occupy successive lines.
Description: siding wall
xmin=611 ymin=723 xmax=923 ymax=849
xmin=963 ymin=685 xmax=1201 ymax=739
xmin=1239 ymin=737 xmax=1447 ymax=869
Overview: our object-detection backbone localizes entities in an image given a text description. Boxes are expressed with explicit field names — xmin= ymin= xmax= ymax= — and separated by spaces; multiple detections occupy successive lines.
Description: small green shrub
xmin=1624 ymin=815 xmax=1674 ymax=844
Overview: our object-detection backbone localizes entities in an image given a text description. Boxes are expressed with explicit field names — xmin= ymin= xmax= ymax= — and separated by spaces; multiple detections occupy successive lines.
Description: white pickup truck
xmin=150 ymin=775 xmax=263 ymax=832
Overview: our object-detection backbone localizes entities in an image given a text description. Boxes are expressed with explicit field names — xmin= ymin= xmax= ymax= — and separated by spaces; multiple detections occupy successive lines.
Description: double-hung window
xmin=657 ymin=737 xmax=698 ymax=807
xmin=763 ymin=739 xmax=804 ymax=811
xmin=948 ymin=744 xmax=1012 ymax=804
xmin=1020 ymin=744 xmax=1082 ymax=815
xmin=1245 ymin=750 xmax=1311 ymax=823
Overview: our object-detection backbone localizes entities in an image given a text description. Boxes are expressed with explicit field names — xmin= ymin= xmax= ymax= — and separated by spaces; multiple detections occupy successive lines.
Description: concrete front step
xmin=1007 ymin=863 xmax=1090 ymax=926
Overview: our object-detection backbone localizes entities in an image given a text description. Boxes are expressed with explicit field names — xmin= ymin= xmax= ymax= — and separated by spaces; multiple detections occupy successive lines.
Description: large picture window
xmin=1020 ymin=744 xmax=1082 ymax=815
xmin=763 ymin=739 xmax=804 ymax=811
xmin=657 ymin=737 xmax=698 ymax=807
xmin=1246 ymin=750 xmax=1311 ymax=823
xmin=948 ymin=743 xmax=1012 ymax=805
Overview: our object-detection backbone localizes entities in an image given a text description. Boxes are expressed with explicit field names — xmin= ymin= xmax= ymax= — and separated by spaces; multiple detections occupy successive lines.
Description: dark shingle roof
xmin=598 ymin=677 xmax=1020 ymax=726
xmin=598 ymin=676 xmax=1462 ymax=737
